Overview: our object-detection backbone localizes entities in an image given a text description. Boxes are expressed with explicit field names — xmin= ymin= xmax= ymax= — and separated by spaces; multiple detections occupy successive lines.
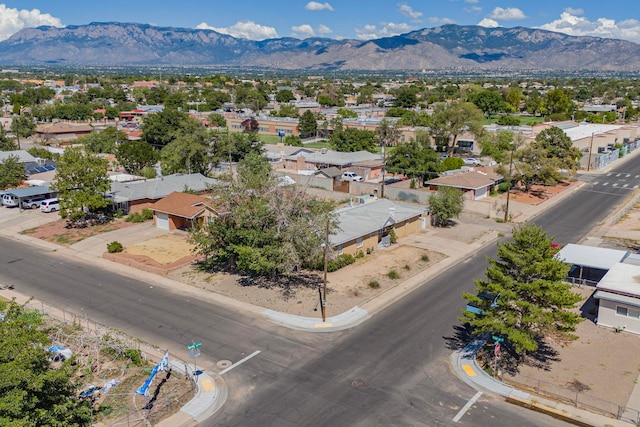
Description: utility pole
xmin=381 ymin=139 xmax=386 ymax=198
xmin=321 ymin=218 xmax=329 ymax=322
xmin=504 ymin=143 xmax=515 ymax=222
xmin=587 ymin=132 xmax=595 ymax=172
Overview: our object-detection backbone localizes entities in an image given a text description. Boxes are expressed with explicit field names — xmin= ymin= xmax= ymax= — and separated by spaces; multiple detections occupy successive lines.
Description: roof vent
xmin=321 ymin=148 xmax=328 ymax=154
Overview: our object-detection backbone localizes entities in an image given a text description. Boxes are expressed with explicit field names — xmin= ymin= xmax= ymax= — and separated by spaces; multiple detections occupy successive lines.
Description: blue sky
xmin=0 ymin=1 xmax=638 ymax=43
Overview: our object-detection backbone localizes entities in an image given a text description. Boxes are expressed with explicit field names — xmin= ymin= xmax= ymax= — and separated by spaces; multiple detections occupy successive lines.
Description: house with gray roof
xmin=424 ymin=169 xmax=501 ymax=200
xmin=331 ymin=198 xmax=426 ymax=256
xmin=280 ymin=147 xmax=383 ymax=179
xmin=108 ymin=173 xmax=218 ymax=213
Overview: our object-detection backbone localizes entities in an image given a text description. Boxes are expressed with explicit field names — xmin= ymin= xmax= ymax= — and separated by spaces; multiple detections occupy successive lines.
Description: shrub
xmin=498 ymin=182 xmax=509 ymax=193
xmin=403 ymin=263 xmax=411 ymax=271
xmin=389 ymin=229 xmax=397 ymax=244
xmin=141 ymin=208 xmax=154 ymax=220
xmin=387 ymin=269 xmax=400 ymax=279
xmin=410 ymin=178 xmax=416 ymax=189
xmin=326 ymin=254 xmax=356 ymax=272
xmin=368 ymin=279 xmax=380 ymax=289
xmin=107 ymin=241 xmax=123 ymax=253
xmin=420 ymin=254 xmax=429 ymax=262
xmin=355 ymin=251 xmax=365 ymax=259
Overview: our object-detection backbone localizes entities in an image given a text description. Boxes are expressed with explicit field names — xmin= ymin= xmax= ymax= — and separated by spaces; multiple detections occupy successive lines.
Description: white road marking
xmin=452 ymin=391 xmax=483 ymax=422
xmin=602 ymin=182 xmax=609 ymax=186
xmin=635 ymin=185 xmax=639 ymax=189
xmin=624 ymin=184 xmax=629 ymax=188
xmin=219 ymin=350 xmax=261 ymax=375
xmin=592 ymin=181 xmax=599 ymax=185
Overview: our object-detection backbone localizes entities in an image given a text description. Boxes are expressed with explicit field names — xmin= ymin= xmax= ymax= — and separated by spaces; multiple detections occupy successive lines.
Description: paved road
xmin=2 ymin=160 xmax=639 ymax=426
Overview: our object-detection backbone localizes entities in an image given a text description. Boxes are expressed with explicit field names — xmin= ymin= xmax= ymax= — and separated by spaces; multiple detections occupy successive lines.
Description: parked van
xmin=40 ymin=198 xmax=59 ymax=213
xmin=2 ymin=193 xmax=19 ymax=207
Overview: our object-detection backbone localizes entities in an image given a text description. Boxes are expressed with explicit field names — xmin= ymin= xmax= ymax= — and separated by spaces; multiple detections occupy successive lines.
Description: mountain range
xmin=0 ymin=22 xmax=639 ymax=71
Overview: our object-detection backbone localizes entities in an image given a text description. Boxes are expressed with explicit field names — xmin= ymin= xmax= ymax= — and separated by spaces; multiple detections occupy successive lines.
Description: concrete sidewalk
xmin=450 ymin=341 xmax=633 ymax=427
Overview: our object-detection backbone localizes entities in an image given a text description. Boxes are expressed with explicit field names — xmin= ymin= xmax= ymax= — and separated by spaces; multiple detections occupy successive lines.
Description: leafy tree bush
xmin=429 ymin=186 xmax=464 ymax=227
xmin=0 ymin=154 xmax=25 ymax=190
xmin=0 ymin=300 xmax=93 ymax=425
xmin=107 ymin=241 xmax=124 ymax=253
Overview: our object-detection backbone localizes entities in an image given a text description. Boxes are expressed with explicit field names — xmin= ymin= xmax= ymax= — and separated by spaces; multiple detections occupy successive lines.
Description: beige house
xmin=150 ymin=191 xmax=220 ymax=231
xmin=331 ymin=198 xmax=426 ymax=256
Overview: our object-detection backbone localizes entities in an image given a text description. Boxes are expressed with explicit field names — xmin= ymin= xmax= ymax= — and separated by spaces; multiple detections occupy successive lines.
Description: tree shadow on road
xmin=443 ymin=323 xmax=475 ymax=351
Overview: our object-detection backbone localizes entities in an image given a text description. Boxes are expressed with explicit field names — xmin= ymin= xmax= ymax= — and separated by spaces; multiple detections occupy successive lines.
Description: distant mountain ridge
xmin=0 ymin=22 xmax=639 ymax=71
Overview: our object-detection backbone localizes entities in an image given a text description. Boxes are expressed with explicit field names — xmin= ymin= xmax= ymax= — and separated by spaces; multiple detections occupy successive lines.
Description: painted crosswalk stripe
xmin=219 ymin=350 xmax=261 ymax=375
xmin=453 ymin=391 xmax=483 ymax=422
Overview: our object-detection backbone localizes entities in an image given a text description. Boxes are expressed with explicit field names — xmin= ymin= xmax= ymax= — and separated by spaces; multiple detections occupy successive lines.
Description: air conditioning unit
xmin=321 ymin=148 xmax=328 ymax=154
xmin=36 ymin=157 xmax=46 ymax=165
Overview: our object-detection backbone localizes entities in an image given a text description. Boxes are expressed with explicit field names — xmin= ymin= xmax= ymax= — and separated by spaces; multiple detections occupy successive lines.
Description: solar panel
xmin=44 ymin=165 xmax=56 ymax=171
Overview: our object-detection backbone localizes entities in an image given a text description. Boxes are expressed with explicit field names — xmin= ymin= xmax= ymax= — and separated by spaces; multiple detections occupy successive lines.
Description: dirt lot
xmin=21 ymin=218 xmax=136 ymax=245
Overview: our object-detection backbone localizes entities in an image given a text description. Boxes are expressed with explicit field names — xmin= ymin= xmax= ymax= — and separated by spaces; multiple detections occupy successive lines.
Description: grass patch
xmin=403 ymin=263 xmax=411 ymax=271
xmin=20 ymin=227 xmax=38 ymax=235
xmin=55 ymin=234 xmax=72 ymax=244
xmin=387 ymin=269 xmax=400 ymax=280
xmin=368 ymin=279 xmax=380 ymax=289
xmin=421 ymin=254 xmax=430 ymax=262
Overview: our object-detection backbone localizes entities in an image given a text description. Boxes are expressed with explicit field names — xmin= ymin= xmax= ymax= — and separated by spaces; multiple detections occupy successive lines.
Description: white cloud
xmin=0 ymin=4 xmax=63 ymax=41
xmin=355 ymin=22 xmax=414 ymax=40
xmin=464 ymin=6 xmax=482 ymax=13
xmin=564 ymin=7 xmax=584 ymax=16
xmin=305 ymin=2 xmax=334 ymax=11
xmin=465 ymin=0 xmax=479 ymax=3
xmin=428 ymin=17 xmax=456 ymax=25
xmin=538 ymin=12 xmax=640 ymax=44
xmin=398 ymin=3 xmax=423 ymax=21
xmin=478 ymin=18 xmax=499 ymax=28
xmin=317 ymin=24 xmax=333 ymax=35
xmin=291 ymin=24 xmax=315 ymax=38
xmin=196 ymin=21 xmax=278 ymax=40
xmin=488 ymin=7 xmax=526 ymax=21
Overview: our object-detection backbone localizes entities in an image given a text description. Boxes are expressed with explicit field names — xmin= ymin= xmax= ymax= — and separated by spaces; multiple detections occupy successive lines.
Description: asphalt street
xmin=1 ymin=159 xmax=639 ymax=426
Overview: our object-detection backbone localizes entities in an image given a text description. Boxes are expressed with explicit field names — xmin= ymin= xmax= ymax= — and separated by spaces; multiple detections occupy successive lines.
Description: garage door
xmin=156 ymin=213 xmax=169 ymax=230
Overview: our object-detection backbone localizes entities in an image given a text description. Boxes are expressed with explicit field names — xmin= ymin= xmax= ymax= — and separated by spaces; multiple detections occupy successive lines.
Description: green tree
xmin=0 ymin=155 xmax=25 ymax=189
xmin=189 ymin=152 xmax=335 ymax=276
xmin=297 ymin=109 xmax=318 ymax=138
xmin=116 ymin=140 xmax=158 ymax=174
xmin=272 ymin=104 xmax=299 ymax=118
xmin=330 ymin=124 xmax=377 ymax=153
xmin=386 ymin=140 xmax=439 ymax=184
xmin=393 ymin=86 xmax=418 ymax=108
xmin=430 ymin=101 xmax=483 ymax=156
xmin=284 ymin=135 xmax=303 ymax=146
xmin=469 ymin=89 xmax=505 ymax=118
xmin=512 ymin=145 xmax=563 ymax=192
xmin=0 ymin=127 xmax=18 ymax=151
xmin=479 ymin=130 xmax=515 ymax=164
xmin=441 ymin=156 xmax=464 ymax=171
xmin=428 ymin=186 xmax=464 ymax=227
xmin=78 ymin=127 xmax=127 ymax=154
xmin=505 ymin=88 xmax=522 ymax=112
xmin=51 ymin=146 xmax=111 ymax=221
xmin=10 ymin=115 xmax=36 ymax=150
xmin=461 ymin=223 xmax=582 ymax=355
xmin=533 ymin=126 xmax=581 ymax=174
xmin=160 ymin=128 xmax=211 ymax=175
xmin=545 ymin=88 xmax=574 ymax=116
xmin=0 ymin=300 xmax=92 ymax=426
xmin=141 ymin=108 xmax=191 ymax=148
xmin=207 ymin=113 xmax=227 ymax=128
xmin=337 ymin=108 xmax=358 ymax=119
xmin=275 ymin=89 xmax=295 ymax=103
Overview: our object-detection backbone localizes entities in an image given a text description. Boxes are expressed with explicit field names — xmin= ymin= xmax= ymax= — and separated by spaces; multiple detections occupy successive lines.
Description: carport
xmin=1 ymin=185 xmax=57 ymax=212
xmin=555 ymin=243 xmax=629 ymax=285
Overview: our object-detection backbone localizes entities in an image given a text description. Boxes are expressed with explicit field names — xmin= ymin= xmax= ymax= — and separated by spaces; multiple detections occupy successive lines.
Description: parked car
xmin=463 ymin=157 xmax=482 ymax=166
xmin=1 ymin=193 xmax=19 ymax=207
xmin=40 ymin=198 xmax=59 ymax=213
xmin=341 ymin=172 xmax=364 ymax=182
xmin=22 ymin=197 xmax=46 ymax=209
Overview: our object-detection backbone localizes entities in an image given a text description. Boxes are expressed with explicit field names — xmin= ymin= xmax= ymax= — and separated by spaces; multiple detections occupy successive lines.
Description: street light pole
xmin=504 ymin=143 xmax=515 ymax=223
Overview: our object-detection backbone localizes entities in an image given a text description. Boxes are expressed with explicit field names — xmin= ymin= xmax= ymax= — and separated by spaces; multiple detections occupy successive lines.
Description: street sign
xmin=494 ymin=342 xmax=501 ymax=356
xmin=491 ymin=335 xmax=504 ymax=343
xmin=187 ymin=342 xmax=202 ymax=350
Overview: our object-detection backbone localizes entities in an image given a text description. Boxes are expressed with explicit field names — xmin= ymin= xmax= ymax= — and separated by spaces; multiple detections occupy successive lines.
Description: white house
xmin=594 ymin=263 xmax=640 ymax=335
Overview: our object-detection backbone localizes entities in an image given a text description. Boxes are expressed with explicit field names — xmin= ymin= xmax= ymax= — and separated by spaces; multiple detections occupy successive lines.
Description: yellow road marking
xmin=314 ymin=323 xmax=334 ymax=328
xmin=201 ymin=379 xmax=214 ymax=391
xmin=462 ymin=365 xmax=477 ymax=376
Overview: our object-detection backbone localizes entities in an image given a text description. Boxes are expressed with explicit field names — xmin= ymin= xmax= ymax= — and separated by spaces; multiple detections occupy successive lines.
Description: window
xmin=356 ymin=237 xmax=363 ymax=248
xmin=616 ymin=306 xmax=640 ymax=318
